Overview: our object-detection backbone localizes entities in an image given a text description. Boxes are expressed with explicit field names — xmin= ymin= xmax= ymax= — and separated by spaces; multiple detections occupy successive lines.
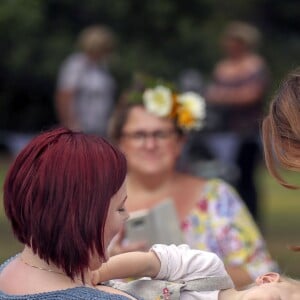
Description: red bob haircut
xmin=4 ymin=127 xmax=127 ymax=279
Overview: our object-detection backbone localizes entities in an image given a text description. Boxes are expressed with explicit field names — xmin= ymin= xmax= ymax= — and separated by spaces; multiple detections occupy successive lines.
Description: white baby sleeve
xmin=150 ymin=244 xmax=233 ymax=300
xmin=151 ymin=244 xmax=229 ymax=281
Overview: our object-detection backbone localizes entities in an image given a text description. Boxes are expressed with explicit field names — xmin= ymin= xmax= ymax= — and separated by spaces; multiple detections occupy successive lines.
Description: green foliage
xmin=0 ymin=0 xmax=43 ymax=73
xmin=124 ymin=73 xmax=176 ymax=104
xmin=0 ymin=0 xmax=299 ymax=132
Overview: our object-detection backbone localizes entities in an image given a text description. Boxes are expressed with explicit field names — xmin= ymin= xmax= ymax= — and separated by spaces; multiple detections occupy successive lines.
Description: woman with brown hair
xmin=262 ymin=68 xmax=300 ymax=188
xmin=107 ymin=80 xmax=278 ymax=288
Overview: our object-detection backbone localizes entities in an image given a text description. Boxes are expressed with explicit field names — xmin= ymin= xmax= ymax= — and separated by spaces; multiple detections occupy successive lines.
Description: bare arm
xmin=92 ymin=250 xmax=160 ymax=285
xmin=225 ymin=265 xmax=252 ymax=288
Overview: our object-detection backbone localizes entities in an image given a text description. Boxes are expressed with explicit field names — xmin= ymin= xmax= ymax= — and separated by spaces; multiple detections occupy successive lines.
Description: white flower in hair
xmin=177 ymin=92 xmax=206 ymax=129
xmin=143 ymin=85 xmax=173 ymax=117
xmin=178 ymin=92 xmax=206 ymax=118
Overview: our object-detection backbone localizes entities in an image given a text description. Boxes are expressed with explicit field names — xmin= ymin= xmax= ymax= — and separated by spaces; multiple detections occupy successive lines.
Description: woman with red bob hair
xmin=0 ymin=127 xmax=142 ymax=299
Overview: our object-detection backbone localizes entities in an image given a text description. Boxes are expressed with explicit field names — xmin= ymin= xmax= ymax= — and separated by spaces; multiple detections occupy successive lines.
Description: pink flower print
xmin=197 ymin=198 xmax=208 ymax=212
xmin=181 ymin=220 xmax=190 ymax=230
xmin=162 ymin=287 xmax=171 ymax=299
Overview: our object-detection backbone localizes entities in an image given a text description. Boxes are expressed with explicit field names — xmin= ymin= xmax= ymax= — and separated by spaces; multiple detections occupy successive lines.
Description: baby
xmin=93 ymin=244 xmax=299 ymax=300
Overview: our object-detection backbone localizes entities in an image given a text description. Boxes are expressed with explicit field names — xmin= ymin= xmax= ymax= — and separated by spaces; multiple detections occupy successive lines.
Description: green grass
xmin=256 ymin=166 xmax=300 ymax=278
xmin=1 ymin=155 xmax=300 ymax=278
xmin=0 ymin=154 xmax=22 ymax=261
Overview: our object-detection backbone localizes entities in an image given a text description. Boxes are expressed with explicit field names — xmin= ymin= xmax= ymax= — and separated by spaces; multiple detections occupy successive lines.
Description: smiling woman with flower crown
xmin=108 ymin=77 xmax=278 ymax=288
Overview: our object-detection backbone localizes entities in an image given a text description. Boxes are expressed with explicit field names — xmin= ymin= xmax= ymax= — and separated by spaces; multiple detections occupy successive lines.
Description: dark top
xmin=207 ymin=67 xmax=269 ymax=136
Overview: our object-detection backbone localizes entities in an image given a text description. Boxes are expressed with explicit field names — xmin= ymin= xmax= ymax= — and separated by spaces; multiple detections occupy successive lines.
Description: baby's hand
xmin=91 ymin=268 xmax=103 ymax=286
xmin=91 ymin=262 xmax=113 ymax=285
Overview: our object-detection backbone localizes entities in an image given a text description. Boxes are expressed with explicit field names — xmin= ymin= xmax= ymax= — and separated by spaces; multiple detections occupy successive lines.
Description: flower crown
xmin=127 ymin=84 xmax=206 ymax=131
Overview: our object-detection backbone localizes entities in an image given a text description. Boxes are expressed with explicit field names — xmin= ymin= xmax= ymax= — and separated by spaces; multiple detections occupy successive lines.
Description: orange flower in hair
xmin=126 ymin=79 xmax=206 ymax=131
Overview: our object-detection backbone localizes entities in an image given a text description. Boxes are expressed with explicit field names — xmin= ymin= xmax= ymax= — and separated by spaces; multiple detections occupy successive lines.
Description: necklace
xmin=19 ymin=255 xmax=89 ymax=286
xmin=19 ymin=255 xmax=66 ymax=276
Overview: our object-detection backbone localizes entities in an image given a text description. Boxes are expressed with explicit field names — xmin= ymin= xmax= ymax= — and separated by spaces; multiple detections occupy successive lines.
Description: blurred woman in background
xmin=55 ymin=25 xmax=116 ymax=138
xmin=205 ymin=21 xmax=270 ymax=223
xmin=108 ymin=80 xmax=278 ymax=288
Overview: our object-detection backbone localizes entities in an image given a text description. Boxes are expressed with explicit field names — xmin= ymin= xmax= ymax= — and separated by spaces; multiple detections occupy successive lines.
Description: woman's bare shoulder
xmin=173 ymin=173 xmax=207 ymax=201
xmin=0 ymin=256 xmax=28 ymax=294
xmin=176 ymin=172 xmax=206 ymax=187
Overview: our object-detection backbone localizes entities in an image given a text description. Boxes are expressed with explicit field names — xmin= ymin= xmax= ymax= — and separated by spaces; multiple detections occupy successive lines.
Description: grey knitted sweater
xmin=0 ymin=256 xmax=136 ymax=300
xmin=1 ymin=245 xmax=234 ymax=300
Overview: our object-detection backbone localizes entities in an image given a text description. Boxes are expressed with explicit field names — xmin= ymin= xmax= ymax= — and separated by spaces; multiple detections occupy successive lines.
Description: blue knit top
xmin=0 ymin=256 xmax=138 ymax=300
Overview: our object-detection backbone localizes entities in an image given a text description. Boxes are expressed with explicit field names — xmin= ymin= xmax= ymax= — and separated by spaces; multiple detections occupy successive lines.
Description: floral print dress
xmin=181 ymin=179 xmax=279 ymax=279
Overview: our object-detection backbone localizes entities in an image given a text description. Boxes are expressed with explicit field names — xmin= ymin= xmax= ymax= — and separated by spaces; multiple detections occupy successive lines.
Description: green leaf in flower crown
xmin=126 ymin=90 xmax=143 ymax=104
xmin=144 ymin=77 xmax=176 ymax=92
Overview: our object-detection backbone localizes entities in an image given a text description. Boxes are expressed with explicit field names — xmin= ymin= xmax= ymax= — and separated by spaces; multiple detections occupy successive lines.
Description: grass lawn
xmin=257 ymin=166 xmax=300 ymax=278
xmin=0 ymin=154 xmax=22 ymax=261
xmin=1 ymin=154 xmax=300 ymax=278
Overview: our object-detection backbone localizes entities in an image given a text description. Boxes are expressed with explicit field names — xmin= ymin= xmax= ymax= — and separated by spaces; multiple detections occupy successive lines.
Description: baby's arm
xmin=93 ymin=244 xmax=233 ymax=286
xmin=151 ymin=244 xmax=232 ymax=282
xmin=92 ymin=251 xmax=161 ymax=284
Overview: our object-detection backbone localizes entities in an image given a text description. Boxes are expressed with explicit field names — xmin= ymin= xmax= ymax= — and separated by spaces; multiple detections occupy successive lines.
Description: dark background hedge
xmin=0 ymin=0 xmax=299 ymax=133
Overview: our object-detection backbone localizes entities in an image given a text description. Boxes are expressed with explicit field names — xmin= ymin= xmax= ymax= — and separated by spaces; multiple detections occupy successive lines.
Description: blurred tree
xmin=0 ymin=0 xmax=299 ymax=133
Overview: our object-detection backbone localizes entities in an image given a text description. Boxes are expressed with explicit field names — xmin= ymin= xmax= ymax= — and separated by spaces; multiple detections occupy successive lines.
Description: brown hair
xmin=108 ymin=97 xmax=184 ymax=144
xmin=262 ymin=68 xmax=300 ymax=188
xmin=108 ymin=98 xmax=142 ymax=144
xmin=108 ymin=75 xmax=184 ymax=144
